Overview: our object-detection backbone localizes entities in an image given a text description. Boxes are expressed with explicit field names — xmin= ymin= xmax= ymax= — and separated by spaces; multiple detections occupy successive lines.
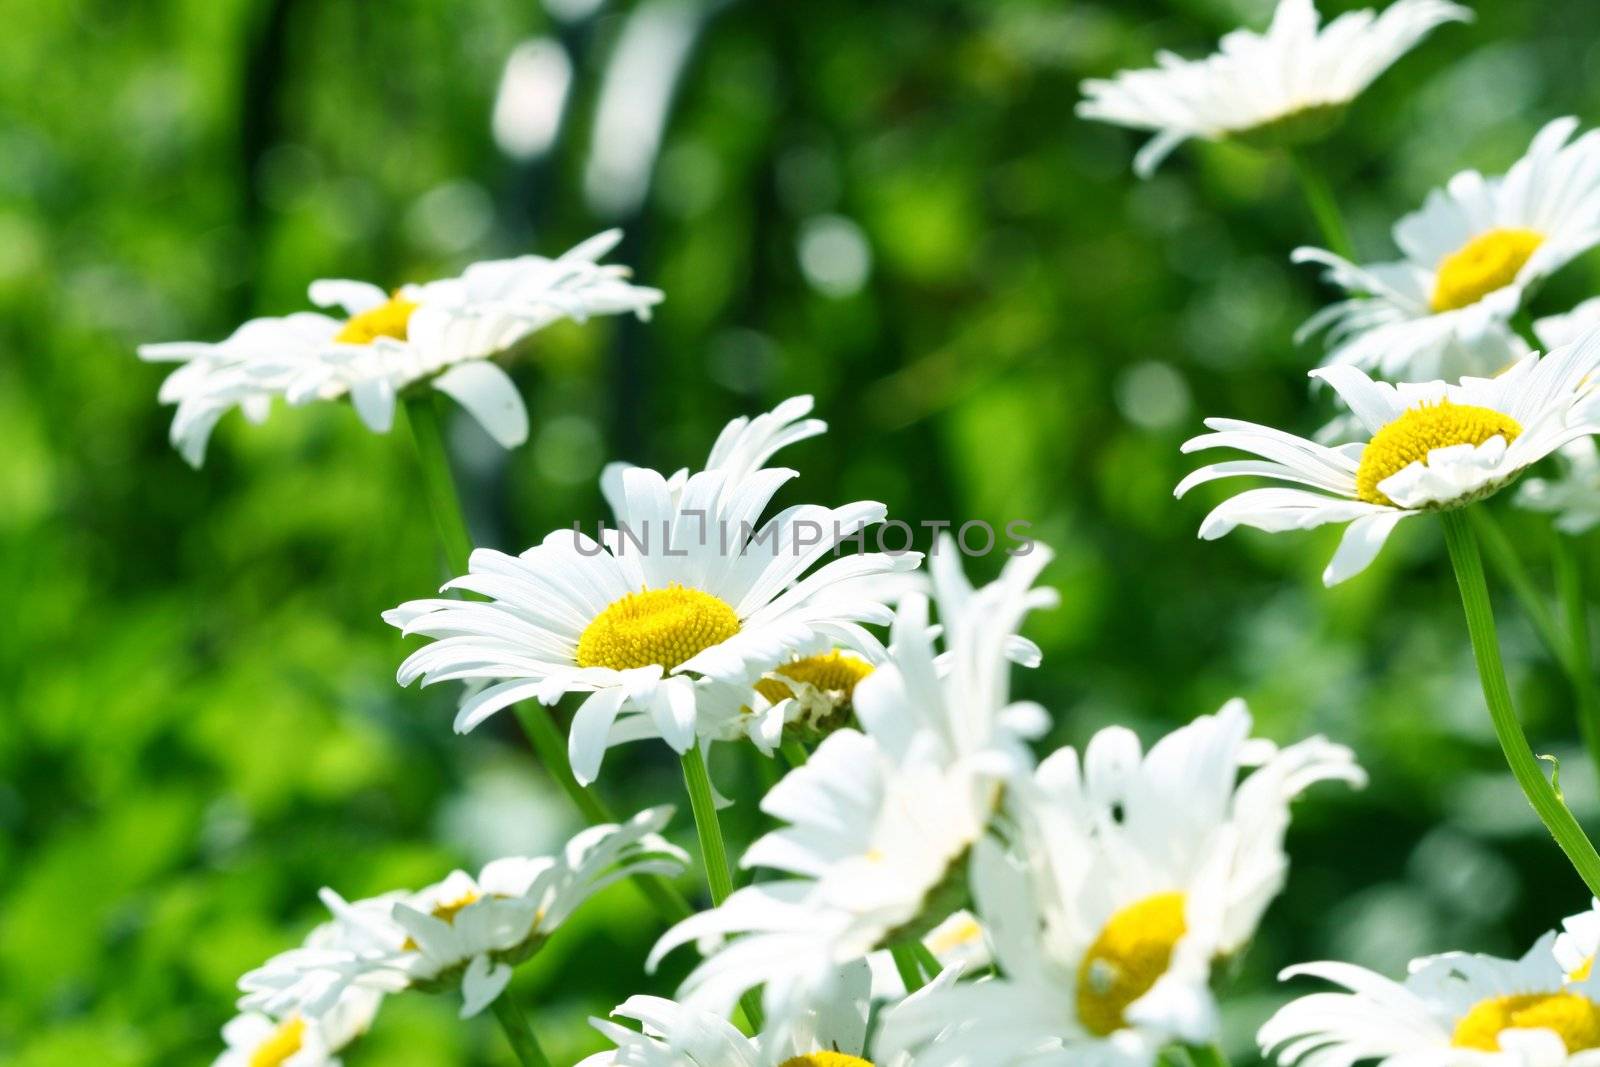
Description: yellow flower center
xmin=334 ymin=292 xmax=419 ymax=345
xmin=403 ymin=889 xmax=482 ymax=950
xmin=755 ymin=650 xmax=875 ymax=706
xmin=249 ymin=1016 xmax=306 ymax=1067
xmin=1430 ymin=228 xmax=1543 ymax=313
xmin=1354 ymin=400 xmax=1522 ymax=506
xmin=778 ymin=1056 xmax=874 ymax=1067
xmin=1076 ymin=891 xmax=1188 ymax=1037
xmin=1573 ymin=956 xmax=1596 ymax=983
xmin=1452 ymin=992 xmax=1600 ymax=1052
xmin=926 ymin=916 xmax=984 ymax=956
xmin=576 ymin=586 xmax=741 ymax=672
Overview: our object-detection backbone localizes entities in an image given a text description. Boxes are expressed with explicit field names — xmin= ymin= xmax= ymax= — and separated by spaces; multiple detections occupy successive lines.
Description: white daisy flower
xmin=1176 ymin=334 xmax=1600 ymax=585
xmin=1295 ymin=119 xmax=1600 ymax=380
xmin=384 ymin=395 xmax=918 ymax=785
xmin=646 ymin=547 xmax=1057 ymax=1044
xmin=1077 ymin=0 xmax=1469 ymax=177
xmin=1556 ymin=900 xmax=1600 ymax=983
xmin=238 ymin=808 xmax=686 ymax=1020
xmin=576 ymin=959 xmax=880 ymax=1067
xmin=138 ymin=230 xmax=661 ymax=465
xmin=213 ymin=987 xmax=380 ymax=1067
xmin=881 ymin=700 xmax=1364 ymax=1067
xmin=1260 ymin=933 xmax=1600 ymax=1066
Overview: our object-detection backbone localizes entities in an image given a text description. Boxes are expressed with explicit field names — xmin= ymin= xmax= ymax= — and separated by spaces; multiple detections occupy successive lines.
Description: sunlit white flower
xmin=1556 ymin=900 xmax=1600 ymax=983
xmin=577 ymin=959 xmax=882 ymax=1067
xmin=1078 ymin=0 xmax=1469 ymax=177
xmin=882 ymin=700 xmax=1363 ymax=1067
xmin=138 ymin=230 xmax=661 ymax=465
xmin=1296 ymin=119 xmax=1600 ymax=380
xmin=214 ymin=988 xmax=380 ymax=1067
xmin=239 ymin=808 xmax=685 ymax=1020
xmin=1177 ymin=335 xmax=1600 ymax=585
xmin=1260 ymin=933 xmax=1600 ymax=1067
xmin=648 ymin=547 xmax=1056 ymax=1044
xmin=385 ymin=396 xmax=917 ymax=784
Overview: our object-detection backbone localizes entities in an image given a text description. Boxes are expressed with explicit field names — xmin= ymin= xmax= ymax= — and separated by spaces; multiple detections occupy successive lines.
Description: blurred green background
xmin=9 ymin=0 xmax=1600 ymax=1062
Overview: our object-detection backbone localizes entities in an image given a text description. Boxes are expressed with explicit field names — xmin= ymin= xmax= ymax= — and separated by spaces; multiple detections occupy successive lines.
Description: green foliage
xmin=5 ymin=0 xmax=1600 ymax=1063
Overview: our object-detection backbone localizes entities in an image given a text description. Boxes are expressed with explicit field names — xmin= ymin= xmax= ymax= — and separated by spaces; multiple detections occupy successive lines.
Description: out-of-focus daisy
xmin=213 ymin=988 xmax=380 ymax=1067
xmin=1260 ymin=933 xmax=1600 ymax=1066
xmin=239 ymin=809 xmax=685 ymax=1020
xmin=1296 ymin=119 xmax=1600 ymax=380
xmin=1078 ymin=0 xmax=1469 ymax=177
xmin=648 ymin=547 xmax=1056 ymax=1044
xmin=1517 ymin=439 xmax=1600 ymax=535
xmin=1177 ymin=335 xmax=1600 ymax=585
xmin=385 ymin=396 xmax=917 ymax=785
xmin=882 ymin=700 xmax=1364 ymax=1067
xmin=138 ymin=230 xmax=661 ymax=465
xmin=577 ymin=959 xmax=883 ymax=1067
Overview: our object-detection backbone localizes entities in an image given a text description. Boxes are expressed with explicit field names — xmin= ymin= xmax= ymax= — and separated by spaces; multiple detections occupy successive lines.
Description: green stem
xmin=1512 ymin=308 xmax=1544 ymax=352
xmin=489 ymin=991 xmax=554 ymax=1067
xmin=1441 ymin=510 xmax=1600 ymax=896
xmin=1471 ymin=510 xmax=1600 ymax=796
xmin=910 ymin=941 xmax=942 ymax=979
xmin=402 ymin=394 xmax=691 ymax=924
xmin=680 ymin=746 xmax=765 ymax=1030
xmin=1286 ymin=148 xmax=1354 ymax=261
xmin=779 ymin=739 xmax=809 ymax=768
xmin=1183 ymin=1043 xmax=1231 ymax=1067
xmin=890 ymin=943 xmax=927 ymax=993
xmin=402 ymin=393 xmax=475 ymax=575
xmin=681 ymin=747 xmax=736 ymax=904
xmin=1553 ymin=532 xmax=1600 ymax=788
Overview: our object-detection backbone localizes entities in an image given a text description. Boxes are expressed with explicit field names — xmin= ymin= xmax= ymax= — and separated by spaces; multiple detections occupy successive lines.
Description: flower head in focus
xmin=1295 ymin=120 xmax=1600 ymax=380
xmin=1261 ymin=932 xmax=1600 ymax=1066
xmin=385 ymin=396 xmax=918 ymax=784
xmin=138 ymin=230 xmax=661 ymax=465
xmin=1078 ymin=0 xmax=1469 ymax=177
xmin=238 ymin=808 xmax=685 ymax=1020
xmin=882 ymin=701 xmax=1363 ymax=1067
xmin=647 ymin=544 xmax=1056 ymax=1046
xmin=1177 ymin=335 xmax=1600 ymax=585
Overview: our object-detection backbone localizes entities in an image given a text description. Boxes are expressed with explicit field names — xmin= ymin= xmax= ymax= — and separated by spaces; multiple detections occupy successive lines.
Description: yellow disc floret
xmin=335 ymin=291 xmax=420 ymax=345
xmin=1430 ymin=228 xmax=1543 ymax=313
xmin=577 ymin=586 xmax=741 ymax=672
xmin=755 ymin=650 xmax=875 ymax=706
xmin=1077 ymin=891 xmax=1188 ymax=1037
xmin=249 ymin=1016 xmax=307 ymax=1067
xmin=1355 ymin=400 xmax=1521 ymax=507
xmin=1453 ymin=992 xmax=1600 ymax=1052
xmin=778 ymin=1055 xmax=874 ymax=1067
xmin=1573 ymin=956 xmax=1596 ymax=983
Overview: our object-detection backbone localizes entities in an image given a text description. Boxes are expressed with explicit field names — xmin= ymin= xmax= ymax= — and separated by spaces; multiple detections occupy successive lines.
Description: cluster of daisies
xmin=138 ymin=0 xmax=1600 ymax=1064
xmin=207 ymin=394 xmax=1370 ymax=1067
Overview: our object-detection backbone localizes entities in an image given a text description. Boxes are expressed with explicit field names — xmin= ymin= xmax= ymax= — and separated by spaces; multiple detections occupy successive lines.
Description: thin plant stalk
xmin=490 ymin=991 xmax=555 ymax=1067
xmin=1471 ymin=509 xmax=1600 ymax=785
xmin=679 ymin=745 xmax=766 ymax=1030
xmin=1441 ymin=509 xmax=1600 ymax=896
xmin=1553 ymin=531 xmax=1600 ymax=787
xmin=1286 ymin=149 xmax=1354 ymax=262
xmin=890 ymin=943 xmax=927 ymax=994
xmin=780 ymin=739 xmax=809 ymax=768
xmin=401 ymin=393 xmax=691 ymax=923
